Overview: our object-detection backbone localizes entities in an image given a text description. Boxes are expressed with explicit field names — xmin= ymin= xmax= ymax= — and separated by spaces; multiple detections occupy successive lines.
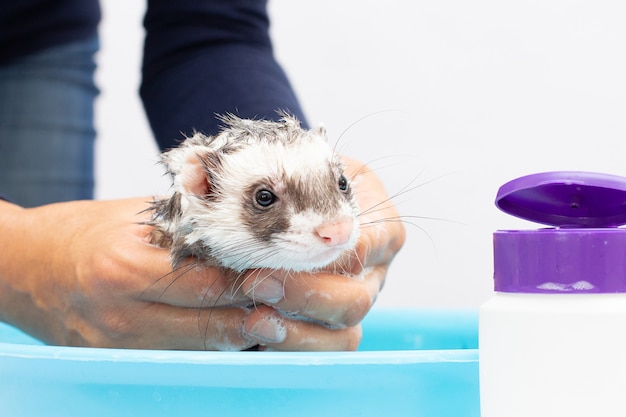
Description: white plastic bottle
xmin=480 ymin=171 xmax=626 ymax=417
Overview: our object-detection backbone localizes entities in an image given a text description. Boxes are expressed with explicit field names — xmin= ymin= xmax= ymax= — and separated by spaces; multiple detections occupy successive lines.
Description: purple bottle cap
xmin=496 ymin=171 xmax=626 ymax=228
xmin=494 ymin=171 xmax=626 ymax=293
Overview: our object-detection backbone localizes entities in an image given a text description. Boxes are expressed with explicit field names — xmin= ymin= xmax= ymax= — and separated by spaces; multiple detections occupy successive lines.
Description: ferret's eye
xmin=255 ymin=189 xmax=276 ymax=207
xmin=338 ymin=175 xmax=349 ymax=192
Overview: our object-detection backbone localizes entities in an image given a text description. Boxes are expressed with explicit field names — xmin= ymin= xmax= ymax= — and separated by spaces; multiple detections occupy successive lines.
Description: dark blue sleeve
xmin=0 ymin=0 xmax=100 ymax=64
xmin=140 ymin=0 xmax=308 ymax=150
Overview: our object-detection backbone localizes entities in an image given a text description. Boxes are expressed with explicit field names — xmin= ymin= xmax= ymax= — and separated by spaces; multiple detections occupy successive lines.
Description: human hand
xmin=0 ymin=198 xmax=251 ymax=350
xmin=0 ymin=176 xmax=405 ymax=351
xmin=238 ymin=157 xmax=406 ymax=351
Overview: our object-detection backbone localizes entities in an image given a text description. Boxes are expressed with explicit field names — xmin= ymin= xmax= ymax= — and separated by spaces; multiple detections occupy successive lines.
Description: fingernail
xmin=245 ymin=315 xmax=287 ymax=344
xmin=248 ymin=275 xmax=285 ymax=304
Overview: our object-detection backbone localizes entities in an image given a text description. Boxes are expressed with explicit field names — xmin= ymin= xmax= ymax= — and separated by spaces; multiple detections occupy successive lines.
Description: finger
xmin=136 ymin=254 xmax=250 ymax=308
xmin=340 ymin=157 xmax=406 ymax=273
xmin=83 ymin=303 xmax=256 ymax=351
xmin=240 ymin=267 xmax=387 ymax=327
xmin=147 ymin=304 xmax=256 ymax=350
xmin=242 ymin=305 xmax=362 ymax=351
xmin=334 ymin=226 xmax=399 ymax=277
xmin=100 ymin=219 xmax=250 ymax=308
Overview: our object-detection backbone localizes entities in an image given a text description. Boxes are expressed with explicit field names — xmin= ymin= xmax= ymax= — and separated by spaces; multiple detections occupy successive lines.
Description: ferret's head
xmin=156 ymin=114 xmax=360 ymax=272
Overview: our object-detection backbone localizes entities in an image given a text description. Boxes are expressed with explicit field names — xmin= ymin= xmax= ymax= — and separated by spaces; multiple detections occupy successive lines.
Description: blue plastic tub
xmin=0 ymin=309 xmax=479 ymax=417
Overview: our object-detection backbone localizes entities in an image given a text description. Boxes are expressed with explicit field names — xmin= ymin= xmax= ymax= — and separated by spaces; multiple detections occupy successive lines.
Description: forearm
xmin=0 ymin=200 xmax=44 ymax=330
xmin=140 ymin=0 xmax=307 ymax=150
xmin=0 ymin=199 xmax=22 ymax=325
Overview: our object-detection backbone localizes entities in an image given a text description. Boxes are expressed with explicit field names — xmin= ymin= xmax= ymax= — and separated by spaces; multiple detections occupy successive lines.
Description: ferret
xmin=147 ymin=114 xmax=360 ymax=273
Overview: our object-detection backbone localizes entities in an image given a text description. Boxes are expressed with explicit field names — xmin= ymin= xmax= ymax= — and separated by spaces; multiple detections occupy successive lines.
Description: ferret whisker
xmin=345 ymin=164 xmax=374 ymax=181
xmin=351 ymin=155 xmax=422 ymax=179
xmin=199 ymin=287 xmax=215 ymax=349
xmin=353 ymin=248 xmax=365 ymax=273
xmin=360 ymin=214 xmax=453 ymax=228
xmin=348 ymin=248 xmax=366 ymax=277
xmin=240 ymin=268 xmax=282 ymax=306
xmin=356 ymin=173 xmax=443 ymax=219
xmin=231 ymin=274 xmax=256 ymax=305
xmin=378 ymin=214 xmax=463 ymax=226
xmin=333 ymin=110 xmax=408 ymax=153
xmin=356 ymin=196 xmax=399 ymax=219
xmin=200 ymin=269 xmax=252 ymax=350
xmin=361 ymin=217 xmax=437 ymax=249
xmin=139 ymin=260 xmax=199 ymax=302
xmin=228 ymin=250 xmax=282 ymax=275
xmin=147 ymin=114 xmax=366 ymax=350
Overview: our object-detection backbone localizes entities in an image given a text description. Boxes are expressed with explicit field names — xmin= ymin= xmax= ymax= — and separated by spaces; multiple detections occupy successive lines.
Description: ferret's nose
xmin=314 ymin=217 xmax=354 ymax=247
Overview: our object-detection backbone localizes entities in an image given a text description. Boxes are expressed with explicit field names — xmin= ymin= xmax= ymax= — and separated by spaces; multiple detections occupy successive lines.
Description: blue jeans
xmin=0 ymin=36 xmax=99 ymax=207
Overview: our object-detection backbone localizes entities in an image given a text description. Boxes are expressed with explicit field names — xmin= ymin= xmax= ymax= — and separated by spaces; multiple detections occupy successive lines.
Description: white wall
xmin=95 ymin=1 xmax=626 ymax=309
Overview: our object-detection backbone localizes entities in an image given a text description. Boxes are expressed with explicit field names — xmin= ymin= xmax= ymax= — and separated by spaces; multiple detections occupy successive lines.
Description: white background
xmin=95 ymin=1 xmax=626 ymax=309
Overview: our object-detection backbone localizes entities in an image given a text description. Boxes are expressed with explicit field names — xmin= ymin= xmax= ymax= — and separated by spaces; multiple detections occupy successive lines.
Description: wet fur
xmin=147 ymin=113 xmax=360 ymax=273
xmin=143 ymin=113 xmax=448 ymax=350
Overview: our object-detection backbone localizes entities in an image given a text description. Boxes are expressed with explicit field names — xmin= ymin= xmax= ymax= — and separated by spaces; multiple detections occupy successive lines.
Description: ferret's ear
xmin=161 ymin=146 xmax=219 ymax=197
xmin=176 ymin=151 xmax=224 ymax=198
xmin=176 ymin=152 xmax=210 ymax=196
